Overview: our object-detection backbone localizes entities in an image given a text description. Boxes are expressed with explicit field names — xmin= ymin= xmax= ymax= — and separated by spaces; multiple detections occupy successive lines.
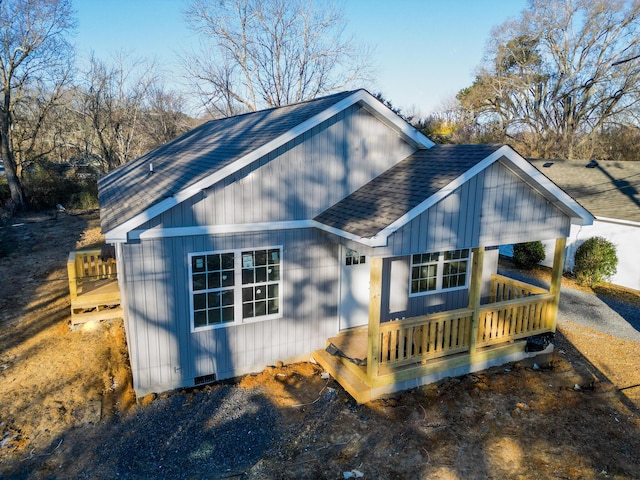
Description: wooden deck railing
xmin=379 ymin=308 xmax=473 ymax=368
xmin=68 ymin=249 xmax=117 ymax=300
xmin=476 ymin=293 xmax=554 ymax=347
xmin=490 ymin=273 xmax=548 ymax=302
xmin=377 ymin=275 xmax=554 ymax=368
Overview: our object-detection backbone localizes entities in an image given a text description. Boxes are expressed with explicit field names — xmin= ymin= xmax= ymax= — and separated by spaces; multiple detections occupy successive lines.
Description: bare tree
xmin=0 ymin=0 xmax=75 ymax=209
xmin=183 ymin=0 xmax=372 ymax=116
xmin=458 ymin=0 xmax=640 ymax=159
xmin=75 ymin=53 xmax=159 ymax=173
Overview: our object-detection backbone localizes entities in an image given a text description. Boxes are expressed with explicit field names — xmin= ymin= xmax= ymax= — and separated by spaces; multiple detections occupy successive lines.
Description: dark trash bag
xmin=525 ymin=332 xmax=555 ymax=352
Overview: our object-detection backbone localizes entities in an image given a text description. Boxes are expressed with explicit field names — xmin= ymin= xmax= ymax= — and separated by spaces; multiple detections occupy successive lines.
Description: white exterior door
xmin=339 ymin=248 xmax=370 ymax=331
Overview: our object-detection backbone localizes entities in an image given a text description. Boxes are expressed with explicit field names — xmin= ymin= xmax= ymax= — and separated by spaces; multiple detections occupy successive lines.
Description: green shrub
xmin=574 ymin=237 xmax=617 ymax=287
xmin=513 ymin=241 xmax=546 ymax=269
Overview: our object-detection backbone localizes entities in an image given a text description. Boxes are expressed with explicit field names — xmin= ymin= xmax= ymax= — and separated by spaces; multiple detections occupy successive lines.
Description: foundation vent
xmin=194 ymin=373 xmax=217 ymax=386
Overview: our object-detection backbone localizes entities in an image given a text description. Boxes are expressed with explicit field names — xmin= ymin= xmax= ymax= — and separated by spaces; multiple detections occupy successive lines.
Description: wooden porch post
xmin=367 ymin=257 xmax=383 ymax=380
xmin=468 ymin=246 xmax=485 ymax=355
xmin=548 ymin=237 xmax=566 ymax=332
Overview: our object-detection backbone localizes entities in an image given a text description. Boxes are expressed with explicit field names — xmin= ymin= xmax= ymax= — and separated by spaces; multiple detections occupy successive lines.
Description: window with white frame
xmin=189 ymin=246 xmax=282 ymax=330
xmin=241 ymin=249 xmax=280 ymax=319
xmin=410 ymin=249 xmax=470 ymax=295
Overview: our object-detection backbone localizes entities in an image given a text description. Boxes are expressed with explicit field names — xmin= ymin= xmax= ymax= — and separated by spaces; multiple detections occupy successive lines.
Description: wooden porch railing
xmin=476 ymin=293 xmax=554 ymax=347
xmin=378 ymin=275 xmax=554 ymax=368
xmin=490 ymin=273 xmax=548 ymax=302
xmin=379 ymin=308 xmax=473 ymax=368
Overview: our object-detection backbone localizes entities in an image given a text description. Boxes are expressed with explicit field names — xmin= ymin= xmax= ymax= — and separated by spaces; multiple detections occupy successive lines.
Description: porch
xmin=67 ymin=248 xmax=122 ymax=327
xmin=313 ymin=242 xmax=565 ymax=403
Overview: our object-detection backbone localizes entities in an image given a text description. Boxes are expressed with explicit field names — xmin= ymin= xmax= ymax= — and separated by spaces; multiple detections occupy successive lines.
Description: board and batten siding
xmin=379 ymin=247 xmax=499 ymax=322
xmin=384 ymin=159 xmax=571 ymax=256
xmin=120 ymin=229 xmax=340 ymax=396
xmin=140 ymin=104 xmax=416 ymax=230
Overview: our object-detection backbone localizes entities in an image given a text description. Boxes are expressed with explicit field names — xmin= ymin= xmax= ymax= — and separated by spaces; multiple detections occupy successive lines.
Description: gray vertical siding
xmin=385 ymin=160 xmax=571 ymax=256
xmin=121 ymin=229 xmax=340 ymax=395
xmin=140 ymin=104 xmax=416 ymax=230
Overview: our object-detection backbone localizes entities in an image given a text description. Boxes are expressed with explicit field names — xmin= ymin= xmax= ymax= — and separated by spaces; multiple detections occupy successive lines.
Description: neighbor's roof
xmin=99 ymin=89 xmax=433 ymax=238
xmin=529 ymin=159 xmax=640 ymax=223
xmin=314 ymin=144 xmax=503 ymax=238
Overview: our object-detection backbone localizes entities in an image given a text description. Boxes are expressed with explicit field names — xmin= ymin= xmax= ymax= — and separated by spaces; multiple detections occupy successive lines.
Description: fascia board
xmin=104 ymin=89 xmax=433 ymax=242
xmin=123 ymin=219 xmax=384 ymax=247
xmin=595 ymin=216 xmax=640 ymax=228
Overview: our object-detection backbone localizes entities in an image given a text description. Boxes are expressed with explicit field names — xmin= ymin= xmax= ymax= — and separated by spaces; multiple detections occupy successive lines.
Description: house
xmin=527 ymin=159 xmax=639 ymax=291
xmin=98 ymin=89 xmax=593 ymax=402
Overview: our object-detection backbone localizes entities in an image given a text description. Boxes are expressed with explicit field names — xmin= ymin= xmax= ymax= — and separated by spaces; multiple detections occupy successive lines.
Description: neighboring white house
xmin=504 ymin=159 xmax=640 ymax=291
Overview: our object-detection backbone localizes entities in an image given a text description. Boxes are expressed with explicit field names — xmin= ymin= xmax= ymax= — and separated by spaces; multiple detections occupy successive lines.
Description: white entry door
xmin=339 ymin=248 xmax=370 ymax=331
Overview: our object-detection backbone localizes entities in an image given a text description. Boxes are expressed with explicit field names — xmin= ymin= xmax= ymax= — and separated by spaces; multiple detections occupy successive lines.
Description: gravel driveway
xmin=498 ymin=266 xmax=640 ymax=343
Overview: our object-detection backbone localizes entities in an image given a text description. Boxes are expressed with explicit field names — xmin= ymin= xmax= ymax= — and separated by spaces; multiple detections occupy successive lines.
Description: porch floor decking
xmin=326 ymin=329 xmax=368 ymax=365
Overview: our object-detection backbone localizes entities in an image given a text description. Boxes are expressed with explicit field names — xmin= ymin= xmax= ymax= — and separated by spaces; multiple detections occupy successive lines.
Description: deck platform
xmin=68 ymin=249 xmax=122 ymax=327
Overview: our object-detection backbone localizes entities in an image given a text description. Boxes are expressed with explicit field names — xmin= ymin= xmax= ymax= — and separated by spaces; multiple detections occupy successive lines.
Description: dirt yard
xmin=1 ymin=212 xmax=639 ymax=479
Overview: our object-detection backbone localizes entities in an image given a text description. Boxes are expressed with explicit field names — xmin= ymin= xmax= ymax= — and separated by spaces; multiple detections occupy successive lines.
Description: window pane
xmin=255 ymin=301 xmax=267 ymax=316
xmin=222 ymin=253 xmax=234 ymax=269
xmin=346 ymin=256 xmax=352 ymax=266
xmin=268 ymin=284 xmax=278 ymax=299
xmin=207 ymin=254 xmax=220 ymax=271
xmin=208 ymin=308 xmax=221 ymax=325
xmin=255 ymin=266 xmax=267 ymax=283
xmin=255 ymin=286 xmax=266 ymax=300
xmin=221 ymin=306 xmax=234 ymax=322
xmin=192 ymin=256 xmax=206 ymax=272
xmin=194 ymin=310 xmax=207 ymax=328
xmin=242 ymin=268 xmax=254 ymax=284
xmin=208 ymin=292 xmax=221 ymax=308
xmin=427 ymin=278 xmax=436 ymax=290
xmin=221 ymin=270 xmax=234 ymax=287
xmin=242 ymin=287 xmax=253 ymax=302
xmin=193 ymin=274 xmax=206 ymax=291
xmin=194 ymin=293 xmax=206 ymax=310
xmin=242 ymin=303 xmax=254 ymax=319
xmin=208 ymin=271 xmax=221 ymax=289
xmin=269 ymin=249 xmax=280 ymax=264
xmin=242 ymin=253 xmax=254 ymax=269
xmin=221 ymin=290 xmax=234 ymax=306
xmin=269 ymin=265 xmax=280 ymax=281
xmin=411 ymin=266 xmax=420 ymax=280
xmin=411 ymin=280 xmax=419 ymax=293
xmin=268 ymin=299 xmax=279 ymax=314
xmin=254 ymin=250 xmax=267 ymax=266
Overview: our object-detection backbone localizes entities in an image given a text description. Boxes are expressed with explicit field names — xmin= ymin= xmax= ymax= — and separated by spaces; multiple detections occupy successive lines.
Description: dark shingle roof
xmin=98 ymin=90 xmax=359 ymax=233
xmin=314 ymin=144 xmax=503 ymax=238
xmin=529 ymin=159 xmax=640 ymax=223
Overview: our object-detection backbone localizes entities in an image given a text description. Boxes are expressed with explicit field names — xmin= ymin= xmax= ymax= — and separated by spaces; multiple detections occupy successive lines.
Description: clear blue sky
xmin=75 ymin=0 xmax=527 ymax=116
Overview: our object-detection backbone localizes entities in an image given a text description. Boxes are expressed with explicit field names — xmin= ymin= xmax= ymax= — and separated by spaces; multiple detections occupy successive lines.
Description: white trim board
xmin=104 ymin=89 xmax=433 ymax=242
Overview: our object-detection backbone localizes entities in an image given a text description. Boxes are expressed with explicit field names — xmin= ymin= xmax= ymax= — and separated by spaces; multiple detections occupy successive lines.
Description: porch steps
xmin=312 ymin=349 xmax=371 ymax=404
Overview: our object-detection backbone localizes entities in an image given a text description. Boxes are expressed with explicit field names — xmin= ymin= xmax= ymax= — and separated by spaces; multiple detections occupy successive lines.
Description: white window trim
xmin=189 ymin=245 xmax=283 ymax=332
xmin=408 ymin=249 xmax=471 ymax=297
